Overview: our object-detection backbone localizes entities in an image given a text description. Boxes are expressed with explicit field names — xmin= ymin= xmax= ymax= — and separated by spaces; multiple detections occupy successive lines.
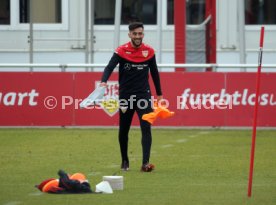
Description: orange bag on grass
xmin=36 ymin=170 xmax=92 ymax=194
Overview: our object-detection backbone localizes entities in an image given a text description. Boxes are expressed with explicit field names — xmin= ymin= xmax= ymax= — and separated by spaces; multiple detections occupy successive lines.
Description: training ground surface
xmin=0 ymin=128 xmax=275 ymax=205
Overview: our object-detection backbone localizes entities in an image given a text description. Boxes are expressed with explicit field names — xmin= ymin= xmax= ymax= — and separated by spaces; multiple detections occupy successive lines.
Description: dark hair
xmin=128 ymin=22 xmax=144 ymax=31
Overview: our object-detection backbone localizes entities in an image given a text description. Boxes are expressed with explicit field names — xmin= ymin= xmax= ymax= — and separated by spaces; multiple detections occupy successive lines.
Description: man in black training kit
xmin=100 ymin=22 xmax=163 ymax=172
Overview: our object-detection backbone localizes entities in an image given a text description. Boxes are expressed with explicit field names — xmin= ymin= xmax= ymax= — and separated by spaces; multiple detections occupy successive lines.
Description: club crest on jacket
xmin=96 ymin=81 xmax=119 ymax=117
xmin=142 ymin=50 xmax=149 ymax=58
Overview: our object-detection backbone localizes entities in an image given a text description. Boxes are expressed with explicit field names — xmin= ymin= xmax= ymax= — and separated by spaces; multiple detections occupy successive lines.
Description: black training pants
xmin=118 ymin=93 xmax=153 ymax=165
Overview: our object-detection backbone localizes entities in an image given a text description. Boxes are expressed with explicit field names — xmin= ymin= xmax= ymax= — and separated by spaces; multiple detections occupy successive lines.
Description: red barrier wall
xmin=0 ymin=72 xmax=275 ymax=127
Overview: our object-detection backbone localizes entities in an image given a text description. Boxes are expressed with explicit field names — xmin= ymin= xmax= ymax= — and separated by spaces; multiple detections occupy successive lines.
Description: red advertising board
xmin=0 ymin=73 xmax=74 ymax=126
xmin=0 ymin=72 xmax=275 ymax=127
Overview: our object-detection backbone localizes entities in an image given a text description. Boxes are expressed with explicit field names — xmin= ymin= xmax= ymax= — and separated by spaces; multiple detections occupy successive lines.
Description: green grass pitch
xmin=0 ymin=128 xmax=275 ymax=205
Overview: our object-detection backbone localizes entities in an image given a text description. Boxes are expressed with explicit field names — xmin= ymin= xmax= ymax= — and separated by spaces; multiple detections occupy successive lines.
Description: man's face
xmin=128 ymin=27 xmax=144 ymax=48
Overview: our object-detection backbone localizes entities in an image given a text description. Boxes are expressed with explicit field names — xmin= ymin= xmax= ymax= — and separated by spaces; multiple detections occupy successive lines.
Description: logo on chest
xmin=142 ymin=50 xmax=149 ymax=58
xmin=124 ymin=63 xmax=131 ymax=70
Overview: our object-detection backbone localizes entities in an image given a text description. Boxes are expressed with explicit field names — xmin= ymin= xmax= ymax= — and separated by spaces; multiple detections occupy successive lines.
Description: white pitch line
xmin=188 ymin=134 xmax=198 ymax=138
xmin=87 ymin=171 xmax=102 ymax=176
xmin=3 ymin=202 xmax=21 ymax=205
xmin=107 ymin=164 xmax=120 ymax=168
xmin=187 ymin=131 xmax=210 ymax=138
xmin=198 ymin=131 xmax=210 ymax=135
xmin=161 ymin=144 xmax=174 ymax=148
xmin=176 ymin=139 xmax=188 ymax=143
xmin=28 ymin=192 xmax=43 ymax=196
